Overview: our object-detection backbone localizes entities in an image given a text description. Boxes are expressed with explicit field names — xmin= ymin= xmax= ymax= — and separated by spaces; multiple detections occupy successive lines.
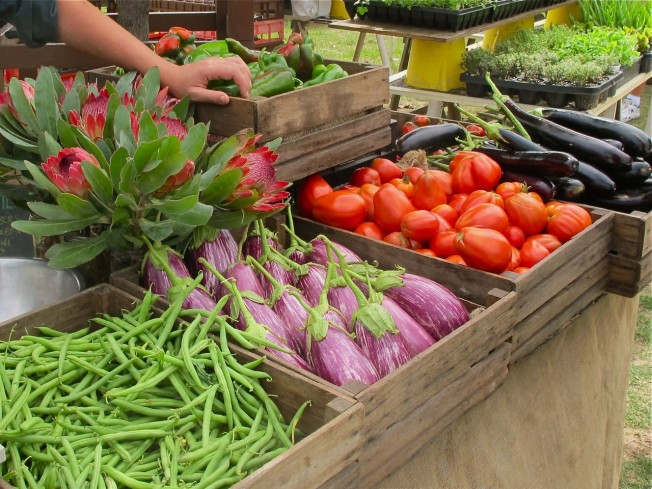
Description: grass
xmin=295 ymin=18 xmax=652 ymax=488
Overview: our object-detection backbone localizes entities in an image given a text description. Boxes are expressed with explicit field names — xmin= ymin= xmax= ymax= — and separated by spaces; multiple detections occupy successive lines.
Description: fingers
xmin=188 ymin=88 xmax=231 ymax=105
xmin=198 ymin=57 xmax=252 ymax=98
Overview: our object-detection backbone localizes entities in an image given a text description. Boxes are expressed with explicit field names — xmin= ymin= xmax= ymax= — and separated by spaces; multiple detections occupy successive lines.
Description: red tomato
xmin=448 ymin=193 xmax=468 ymax=215
xmin=373 ymin=183 xmax=417 ymax=234
xmin=450 ymin=151 xmax=502 ymax=194
xmin=358 ymin=183 xmax=379 ymax=221
xmin=431 ymin=204 xmax=458 ymax=227
xmin=384 ymin=231 xmax=411 ymax=248
xmin=460 ymin=190 xmax=504 ymax=214
xmin=454 ymin=227 xmax=512 ymax=273
xmin=495 ymin=181 xmax=527 ymax=202
xmin=311 ymin=190 xmax=367 ymax=231
xmin=432 ymin=213 xmax=453 ymax=233
xmin=350 ymin=167 xmax=381 ymax=187
xmin=427 ymin=169 xmax=454 ymax=198
xmin=390 ymin=175 xmax=414 ymax=198
xmin=519 ymin=238 xmax=551 ymax=268
xmin=446 ymin=255 xmax=467 ymax=266
xmin=455 ymin=203 xmax=510 ymax=233
xmin=512 ymin=266 xmax=530 ymax=274
xmin=504 ymin=192 xmax=548 ymax=236
xmin=506 ymin=246 xmax=521 ymax=271
xmin=503 ymin=225 xmax=526 ymax=249
xmin=412 ymin=114 xmax=431 ymax=127
xmin=414 ymin=248 xmax=436 ymax=257
xmin=354 ymin=221 xmax=384 ymax=240
xmin=296 ymin=174 xmax=333 ymax=219
xmin=400 ymin=210 xmax=440 ymax=243
xmin=411 ymin=170 xmax=448 ymax=210
xmin=402 ymin=121 xmax=418 ymax=135
xmin=466 ymin=124 xmax=486 ymax=137
xmin=339 ymin=184 xmax=359 ymax=193
xmin=371 ymin=158 xmax=403 ymax=183
xmin=430 ymin=230 xmax=457 ymax=257
xmin=546 ymin=202 xmax=593 ymax=243
xmin=404 ymin=166 xmax=425 ymax=185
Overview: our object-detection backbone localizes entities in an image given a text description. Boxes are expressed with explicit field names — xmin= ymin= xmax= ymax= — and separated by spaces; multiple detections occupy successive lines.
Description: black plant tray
xmin=641 ymin=52 xmax=652 ymax=73
xmin=489 ymin=0 xmax=522 ymax=21
xmin=366 ymin=1 xmax=492 ymax=32
xmin=461 ymin=71 xmax=624 ymax=111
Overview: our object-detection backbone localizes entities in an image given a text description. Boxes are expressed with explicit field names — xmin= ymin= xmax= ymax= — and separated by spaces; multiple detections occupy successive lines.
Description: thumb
xmin=191 ymin=88 xmax=230 ymax=105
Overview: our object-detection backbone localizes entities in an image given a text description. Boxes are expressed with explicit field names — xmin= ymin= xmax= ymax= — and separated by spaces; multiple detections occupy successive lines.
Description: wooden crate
xmin=0 ymin=284 xmax=363 ymax=489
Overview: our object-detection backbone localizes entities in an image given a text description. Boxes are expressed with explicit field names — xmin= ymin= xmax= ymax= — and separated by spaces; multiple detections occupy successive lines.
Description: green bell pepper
xmin=197 ymin=40 xmax=230 ymax=56
xmin=303 ymin=64 xmax=348 ymax=88
xmin=250 ymin=68 xmax=298 ymax=98
xmin=226 ymin=38 xmax=260 ymax=64
xmin=207 ymin=79 xmax=241 ymax=97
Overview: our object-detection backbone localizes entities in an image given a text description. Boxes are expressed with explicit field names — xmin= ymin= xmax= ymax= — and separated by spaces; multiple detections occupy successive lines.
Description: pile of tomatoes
xmin=296 ymin=151 xmax=594 ymax=274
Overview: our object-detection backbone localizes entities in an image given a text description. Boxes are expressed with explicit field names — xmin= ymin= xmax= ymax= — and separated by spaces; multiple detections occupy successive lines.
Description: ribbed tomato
xmin=545 ymin=202 xmax=592 ymax=243
xmin=404 ymin=166 xmax=425 ymax=184
xmin=350 ymin=167 xmax=381 ymax=187
xmin=495 ymin=181 xmax=528 ymax=202
xmin=411 ymin=170 xmax=447 ymax=210
xmin=503 ymin=225 xmax=526 ymax=249
xmin=431 ymin=204 xmax=458 ymax=227
xmin=504 ymin=192 xmax=547 ymax=236
xmin=448 ymin=193 xmax=468 ymax=215
xmin=358 ymin=183 xmax=379 ymax=221
xmin=414 ymin=248 xmax=436 ymax=257
xmin=450 ymin=151 xmax=502 ymax=193
xmin=430 ymin=230 xmax=457 ymax=257
xmin=390 ymin=175 xmax=414 ymax=198
xmin=460 ymin=190 xmax=504 ymax=213
xmin=383 ymin=231 xmax=411 ymax=248
xmin=371 ymin=157 xmax=403 ymax=183
xmin=311 ymin=190 xmax=367 ymax=231
xmin=506 ymin=246 xmax=521 ymax=271
xmin=373 ymin=183 xmax=417 ymax=234
xmin=400 ymin=210 xmax=440 ymax=243
xmin=446 ymin=255 xmax=467 ymax=265
xmin=454 ymin=227 xmax=512 ymax=273
xmin=455 ymin=203 xmax=510 ymax=233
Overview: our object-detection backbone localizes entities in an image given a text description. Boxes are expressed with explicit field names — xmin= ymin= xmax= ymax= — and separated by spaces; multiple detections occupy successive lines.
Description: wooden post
xmin=116 ymin=0 xmax=150 ymax=40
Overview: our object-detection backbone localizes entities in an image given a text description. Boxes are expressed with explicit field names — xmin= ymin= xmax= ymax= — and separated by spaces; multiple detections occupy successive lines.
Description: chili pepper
xmin=250 ymin=68 xmax=297 ymax=98
xmin=296 ymin=42 xmax=317 ymax=81
xmin=168 ymin=26 xmax=195 ymax=46
xmin=154 ymin=33 xmax=181 ymax=58
xmin=226 ymin=37 xmax=259 ymax=63
xmin=258 ymin=51 xmax=294 ymax=75
xmin=302 ymin=63 xmax=348 ymax=88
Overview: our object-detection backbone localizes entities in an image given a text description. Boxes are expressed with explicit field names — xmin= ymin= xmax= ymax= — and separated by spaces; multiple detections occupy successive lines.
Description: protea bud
xmin=41 ymin=147 xmax=100 ymax=198
xmin=154 ymin=159 xmax=195 ymax=196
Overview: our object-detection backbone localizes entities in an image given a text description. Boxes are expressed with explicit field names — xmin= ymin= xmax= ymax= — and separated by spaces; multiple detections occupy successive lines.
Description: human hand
xmin=159 ymin=56 xmax=252 ymax=104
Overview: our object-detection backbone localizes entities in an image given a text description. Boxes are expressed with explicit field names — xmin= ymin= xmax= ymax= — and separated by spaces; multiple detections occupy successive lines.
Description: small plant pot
xmin=641 ymin=52 xmax=652 ymax=73
xmin=545 ymin=92 xmax=567 ymax=108
xmin=517 ymin=89 xmax=540 ymax=105
xmin=574 ymin=94 xmax=600 ymax=111
xmin=343 ymin=0 xmax=357 ymax=19
xmin=386 ymin=5 xmax=401 ymax=23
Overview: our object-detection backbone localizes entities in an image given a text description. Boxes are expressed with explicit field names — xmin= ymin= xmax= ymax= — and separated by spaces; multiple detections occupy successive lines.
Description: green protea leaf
xmin=34 ymin=68 xmax=59 ymax=137
xmin=8 ymin=78 xmax=38 ymax=133
xmin=38 ymin=132 xmax=62 ymax=161
xmin=27 ymin=201 xmax=77 ymax=220
xmin=25 ymin=161 xmax=61 ymax=198
xmin=56 ymin=193 xmax=103 ymax=219
xmin=45 ymin=232 xmax=109 ymax=269
xmin=200 ymin=168 xmax=242 ymax=206
xmin=82 ymin=161 xmax=114 ymax=207
xmin=180 ymin=123 xmax=208 ymax=162
xmin=12 ymin=215 xmax=99 ymax=237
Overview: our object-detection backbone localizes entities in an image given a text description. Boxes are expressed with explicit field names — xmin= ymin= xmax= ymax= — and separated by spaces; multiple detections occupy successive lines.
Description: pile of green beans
xmin=0 ymin=290 xmax=309 ymax=489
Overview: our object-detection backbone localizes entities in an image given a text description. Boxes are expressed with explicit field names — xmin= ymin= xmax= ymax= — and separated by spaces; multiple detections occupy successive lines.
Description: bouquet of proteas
xmin=0 ymin=67 xmax=289 ymax=269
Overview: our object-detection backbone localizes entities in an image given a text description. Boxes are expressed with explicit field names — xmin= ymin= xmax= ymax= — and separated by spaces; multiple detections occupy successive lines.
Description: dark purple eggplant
xmin=476 ymin=146 xmax=578 ymax=177
xmin=498 ymin=129 xmax=546 ymax=151
xmin=608 ymin=159 xmax=652 ymax=186
xmin=500 ymin=169 xmax=557 ymax=201
xmin=541 ymin=108 xmax=652 ymax=158
xmin=574 ymin=161 xmax=617 ymax=196
xmin=551 ymin=177 xmax=586 ymax=202
xmin=395 ymin=123 xmax=466 ymax=155
xmin=588 ymin=181 xmax=652 ymax=213
xmin=505 ymin=99 xmax=633 ymax=170
xmin=603 ymin=139 xmax=625 ymax=151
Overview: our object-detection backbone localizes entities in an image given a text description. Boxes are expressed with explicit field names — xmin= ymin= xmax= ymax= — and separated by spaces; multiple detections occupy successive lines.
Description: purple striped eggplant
xmin=354 ymin=318 xmax=413 ymax=378
xmin=307 ymin=238 xmax=362 ymax=266
xmin=384 ymin=273 xmax=469 ymax=340
xmin=381 ymin=296 xmax=435 ymax=355
xmin=294 ymin=264 xmax=327 ymax=307
xmin=185 ymin=229 xmax=238 ymax=297
xmin=242 ymin=234 xmax=280 ymax=261
xmin=259 ymin=259 xmax=294 ymax=299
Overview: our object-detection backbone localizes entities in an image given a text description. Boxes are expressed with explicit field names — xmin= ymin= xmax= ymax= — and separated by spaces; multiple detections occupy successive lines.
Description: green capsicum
xmin=257 ymin=51 xmax=294 ymax=75
xmin=226 ymin=38 xmax=260 ymax=64
xmin=250 ymin=68 xmax=297 ymax=98
xmin=196 ymin=40 xmax=230 ymax=56
xmin=248 ymin=61 xmax=262 ymax=80
xmin=207 ymin=79 xmax=241 ymax=97
xmin=302 ymin=63 xmax=348 ymax=88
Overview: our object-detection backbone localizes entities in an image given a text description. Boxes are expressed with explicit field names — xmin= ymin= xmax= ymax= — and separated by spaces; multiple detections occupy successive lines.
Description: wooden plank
xmin=509 ymin=210 xmax=614 ymax=321
xmin=318 ymin=462 xmax=360 ymax=489
xmin=510 ymin=257 xmax=611 ymax=363
xmin=607 ymin=251 xmax=652 ymax=298
xmin=359 ymin=343 xmax=511 ymax=487
xmin=512 ymin=283 xmax=608 ymax=363
xmin=610 ymin=209 xmax=651 ymax=260
xmin=277 ymin=126 xmax=392 ymax=183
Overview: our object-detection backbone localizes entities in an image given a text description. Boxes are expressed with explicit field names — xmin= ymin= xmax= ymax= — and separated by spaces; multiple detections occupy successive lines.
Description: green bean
xmin=75 ymin=464 xmax=92 ymax=487
xmin=47 ymin=445 xmax=78 ymax=488
xmin=124 ymin=460 xmax=161 ymax=474
xmin=58 ymin=334 xmax=72 ymax=378
xmin=207 ymin=345 xmax=234 ymax=430
xmin=38 ymin=465 xmax=57 ymax=488
xmin=9 ymin=358 xmax=26 ymax=398
xmin=110 ymin=399 xmax=176 ymax=418
xmin=219 ymin=327 xmax=270 ymax=381
xmin=179 ymin=435 xmax=230 ymax=464
xmin=18 ymin=447 xmax=55 ymax=463
xmin=159 ymin=438 xmax=171 ymax=481
xmin=0 ymin=382 xmax=31 ymax=431
xmin=100 ymin=428 xmax=168 ymax=443
xmin=200 ymin=384 xmax=219 ymax=448
xmin=105 ymin=363 xmax=177 ymax=400
xmin=235 ymin=417 xmax=275 ymax=474
xmin=197 ymin=452 xmax=231 ymax=487
xmin=68 ymin=355 xmax=111 ymax=377
xmin=104 ymin=475 xmax=118 ymax=489
xmin=101 ymin=466 xmax=160 ymax=489
xmin=22 ymin=360 xmax=58 ymax=377
xmin=62 ymin=437 xmax=82 ymax=479
xmin=104 ymin=335 xmax=141 ymax=382
xmin=181 ymin=314 xmax=207 ymax=390
xmin=194 ymin=466 xmax=244 ymax=489
xmin=155 ymin=277 xmax=200 ymax=349
xmin=242 ymin=445 xmax=288 ymax=472
xmin=131 ymin=346 xmax=184 ymax=368
xmin=167 ymin=371 xmax=193 ymax=406
xmin=56 ymin=359 xmax=135 ymax=404
xmin=137 ymin=290 xmax=156 ymax=324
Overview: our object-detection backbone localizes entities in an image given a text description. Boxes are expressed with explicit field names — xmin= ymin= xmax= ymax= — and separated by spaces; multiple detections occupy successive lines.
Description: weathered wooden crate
xmin=87 ymin=61 xmax=391 ymax=182
xmin=0 ymin=284 xmax=363 ymax=489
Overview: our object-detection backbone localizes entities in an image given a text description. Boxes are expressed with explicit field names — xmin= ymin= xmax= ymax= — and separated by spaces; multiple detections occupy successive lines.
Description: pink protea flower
xmin=154 ymin=159 xmax=195 ymax=197
xmin=68 ymin=88 xmax=134 ymax=141
xmin=224 ymin=135 xmax=290 ymax=212
xmin=41 ymin=147 xmax=100 ymax=198
xmin=0 ymin=80 xmax=35 ymax=121
xmin=156 ymin=115 xmax=188 ymax=140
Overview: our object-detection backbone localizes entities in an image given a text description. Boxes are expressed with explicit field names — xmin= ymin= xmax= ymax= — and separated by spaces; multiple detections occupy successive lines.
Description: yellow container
xmin=482 ymin=17 xmax=535 ymax=53
xmin=330 ymin=0 xmax=350 ymax=19
xmin=545 ymin=4 xmax=582 ymax=27
xmin=405 ymin=38 xmax=466 ymax=92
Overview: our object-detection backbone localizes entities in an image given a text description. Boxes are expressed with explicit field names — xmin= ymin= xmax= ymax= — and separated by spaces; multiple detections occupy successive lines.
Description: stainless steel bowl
xmin=0 ymin=258 xmax=85 ymax=323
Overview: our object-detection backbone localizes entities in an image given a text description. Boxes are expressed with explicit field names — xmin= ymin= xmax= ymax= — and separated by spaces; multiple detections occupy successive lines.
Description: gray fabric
xmin=0 ymin=0 xmax=58 ymax=48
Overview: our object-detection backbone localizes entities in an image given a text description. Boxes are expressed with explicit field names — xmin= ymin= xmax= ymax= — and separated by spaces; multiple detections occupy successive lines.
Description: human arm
xmin=39 ymin=0 xmax=251 ymax=103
